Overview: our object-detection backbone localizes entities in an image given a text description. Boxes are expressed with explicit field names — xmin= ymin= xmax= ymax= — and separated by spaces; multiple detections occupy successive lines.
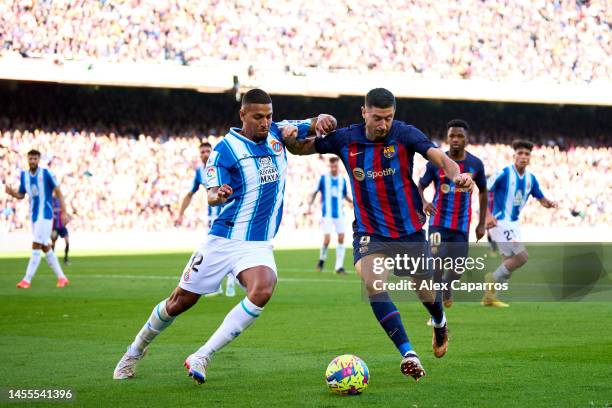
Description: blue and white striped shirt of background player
xmin=191 ymin=164 xmax=222 ymax=225
xmin=18 ymin=167 xmax=59 ymax=222
xmin=205 ymin=119 xmax=312 ymax=241
xmin=487 ymin=165 xmax=545 ymax=223
xmin=316 ymin=173 xmax=348 ymax=219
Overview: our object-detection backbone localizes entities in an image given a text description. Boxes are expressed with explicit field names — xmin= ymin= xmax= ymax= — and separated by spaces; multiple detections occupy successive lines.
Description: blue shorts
xmin=353 ymin=230 xmax=431 ymax=277
xmin=427 ymin=226 xmax=468 ymax=261
xmin=52 ymin=227 xmax=69 ymax=239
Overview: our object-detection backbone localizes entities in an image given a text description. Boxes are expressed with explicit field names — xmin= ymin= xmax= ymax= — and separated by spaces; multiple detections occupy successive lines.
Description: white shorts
xmin=179 ymin=235 xmax=277 ymax=295
xmin=32 ymin=219 xmax=53 ymax=245
xmin=321 ymin=217 xmax=346 ymax=235
xmin=489 ymin=221 xmax=525 ymax=257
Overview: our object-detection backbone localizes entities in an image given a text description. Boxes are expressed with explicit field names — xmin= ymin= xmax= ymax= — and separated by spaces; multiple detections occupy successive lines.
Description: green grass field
xmin=0 ymin=248 xmax=610 ymax=407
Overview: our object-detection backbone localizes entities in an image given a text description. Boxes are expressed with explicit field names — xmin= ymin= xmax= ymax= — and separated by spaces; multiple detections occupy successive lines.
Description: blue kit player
xmin=5 ymin=149 xmax=69 ymax=288
xmin=483 ymin=139 xmax=557 ymax=307
xmin=114 ymin=89 xmax=337 ymax=384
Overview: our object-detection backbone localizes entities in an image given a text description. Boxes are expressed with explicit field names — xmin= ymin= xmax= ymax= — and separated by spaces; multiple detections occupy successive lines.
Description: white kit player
xmin=483 ymin=140 xmax=557 ymax=307
xmin=308 ymin=157 xmax=352 ymax=274
xmin=176 ymin=142 xmax=235 ymax=297
xmin=5 ymin=149 xmax=69 ymax=288
xmin=114 ymin=89 xmax=337 ymax=384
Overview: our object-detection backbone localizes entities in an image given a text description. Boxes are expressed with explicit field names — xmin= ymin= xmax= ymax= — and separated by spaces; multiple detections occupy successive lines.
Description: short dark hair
xmin=512 ymin=139 xmax=534 ymax=151
xmin=365 ymin=88 xmax=396 ymax=109
xmin=242 ymin=88 xmax=272 ymax=106
xmin=447 ymin=119 xmax=470 ymax=132
xmin=199 ymin=142 xmax=212 ymax=149
xmin=27 ymin=149 xmax=41 ymax=157
xmin=329 ymin=157 xmax=339 ymax=164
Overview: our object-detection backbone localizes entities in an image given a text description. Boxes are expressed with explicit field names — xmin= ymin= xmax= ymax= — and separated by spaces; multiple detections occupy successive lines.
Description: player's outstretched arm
xmin=538 ymin=197 xmax=558 ymax=209
xmin=426 ymin=148 xmax=474 ymax=190
xmin=282 ymin=125 xmax=317 ymax=156
xmin=176 ymin=192 xmax=195 ymax=226
xmin=282 ymin=114 xmax=337 ymax=155
xmin=208 ymin=184 xmax=233 ymax=206
xmin=4 ymin=184 xmax=25 ymax=200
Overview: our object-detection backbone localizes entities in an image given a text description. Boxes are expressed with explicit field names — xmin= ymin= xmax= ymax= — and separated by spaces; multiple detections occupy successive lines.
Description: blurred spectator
xmin=1 ymin=128 xmax=609 ymax=233
xmin=0 ymin=0 xmax=610 ymax=84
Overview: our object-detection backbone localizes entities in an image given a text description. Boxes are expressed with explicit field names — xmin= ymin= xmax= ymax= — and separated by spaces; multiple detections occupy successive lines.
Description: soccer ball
xmin=325 ymin=354 xmax=369 ymax=395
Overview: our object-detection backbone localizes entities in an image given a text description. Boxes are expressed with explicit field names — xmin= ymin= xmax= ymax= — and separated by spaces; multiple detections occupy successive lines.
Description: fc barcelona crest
xmin=383 ymin=145 xmax=396 ymax=158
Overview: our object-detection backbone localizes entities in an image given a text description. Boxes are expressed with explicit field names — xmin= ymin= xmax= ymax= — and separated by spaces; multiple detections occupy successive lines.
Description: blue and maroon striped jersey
xmin=419 ymin=151 xmax=486 ymax=233
xmin=52 ymin=197 xmax=65 ymax=229
xmin=314 ymin=121 xmax=435 ymax=238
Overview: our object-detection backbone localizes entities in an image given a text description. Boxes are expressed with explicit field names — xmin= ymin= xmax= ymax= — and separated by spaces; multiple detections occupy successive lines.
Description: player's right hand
xmin=216 ymin=184 xmax=233 ymax=203
xmin=485 ymin=213 xmax=497 ymax=229
xmin=423 ymin=201 xmax=437 ymax=216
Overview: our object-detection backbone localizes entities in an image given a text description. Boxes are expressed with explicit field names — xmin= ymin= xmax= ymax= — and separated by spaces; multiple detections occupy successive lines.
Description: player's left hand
xmin=475 ymin=222 xmax=485 ymax=241
xmin=62 ymin=211 xmax=70 ymax=226
xmin=315 ymin=114 xmax=337 ymax=136
xmin=453 ymin=173 xmax=474 ymax=191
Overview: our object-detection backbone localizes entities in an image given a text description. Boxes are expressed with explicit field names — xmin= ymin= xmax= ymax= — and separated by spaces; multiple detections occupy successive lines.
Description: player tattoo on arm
xmin=281 ymin=125 xmax=318 ymax=155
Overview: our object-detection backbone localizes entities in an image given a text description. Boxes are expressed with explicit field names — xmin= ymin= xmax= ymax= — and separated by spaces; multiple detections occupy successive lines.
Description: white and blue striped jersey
xmin=191 ymin=164 xmax=221 ymax=224
xmin=18 ymin=167 xmax=59 ymax=223
xmin=205 ymin=120 xmax=311 ymax=241
xmin=487 ymin=165 xmax=544 ymax=223
xmin=316 ymin=173 xmax=348 ymax=219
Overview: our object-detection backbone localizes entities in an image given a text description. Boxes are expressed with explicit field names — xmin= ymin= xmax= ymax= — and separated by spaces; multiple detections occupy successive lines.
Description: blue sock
xmin=369 ymin=292 xmax=414 ymax=357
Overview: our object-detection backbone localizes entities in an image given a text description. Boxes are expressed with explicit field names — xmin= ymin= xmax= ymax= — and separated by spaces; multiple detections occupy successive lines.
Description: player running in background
xmin=283 ymin=88 xmax=473 ymax=381
xmin=308 ymin=157 xmax=353 ymax=274
xmin=4 ymin=149 xmax=70 ymax=288
xmin=114 ymin=89 xmax=337 ymax=384
xmin=176 ymin=142 xmax=236 ymax=297
xmin=483 ymin=140 xmax=557 ymax=307
xmin=51 ymin=190 xmax=71 ymax=265
xmin=419 ymin=119 xmax=487 ymax=308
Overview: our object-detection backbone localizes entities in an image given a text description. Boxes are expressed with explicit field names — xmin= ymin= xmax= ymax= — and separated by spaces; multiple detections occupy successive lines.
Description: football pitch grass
xmin=0 ymin=248 xmax=610 ymax=407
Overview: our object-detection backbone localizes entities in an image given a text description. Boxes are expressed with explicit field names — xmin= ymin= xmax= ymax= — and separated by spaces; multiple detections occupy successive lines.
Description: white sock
xmin=320 ymin=246 xmax=328 ymax=261
xmin=433 ymin=313 xmax=447 ymax=329
xmin=24 ymin=249 xmax=42 ymax=282
xmin=45 ymin=250 xmax=66 ymax=279
xmin=226 ymin=274 xmax=235 ymax=289
xmin=335 ymin=245 xmax=346 ymax=270
xmin=194 ymin=297 xmax=263 ymax=360
xmin=492 ymin=264 xmax=511 ymax=283
xmin=128 ymin=299 xmax=175 ymax=356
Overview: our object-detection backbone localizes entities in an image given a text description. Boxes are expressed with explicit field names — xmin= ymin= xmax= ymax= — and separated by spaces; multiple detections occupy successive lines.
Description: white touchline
xmin=81 ymin=274 xmax=360 ymax=284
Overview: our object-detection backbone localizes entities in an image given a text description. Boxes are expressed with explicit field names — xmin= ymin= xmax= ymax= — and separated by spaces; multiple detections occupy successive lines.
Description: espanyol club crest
xmin=270 ymin=139 xmax=283 ymax=154
xmin=383 ymin=145 xmax=396 ymax=159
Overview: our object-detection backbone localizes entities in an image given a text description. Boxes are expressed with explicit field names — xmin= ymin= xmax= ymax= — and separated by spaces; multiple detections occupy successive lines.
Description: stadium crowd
xmin=1 ymin=127 xmax=609 ymax=235
xmin=1 ymin=0 xmax=610 ymax=83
